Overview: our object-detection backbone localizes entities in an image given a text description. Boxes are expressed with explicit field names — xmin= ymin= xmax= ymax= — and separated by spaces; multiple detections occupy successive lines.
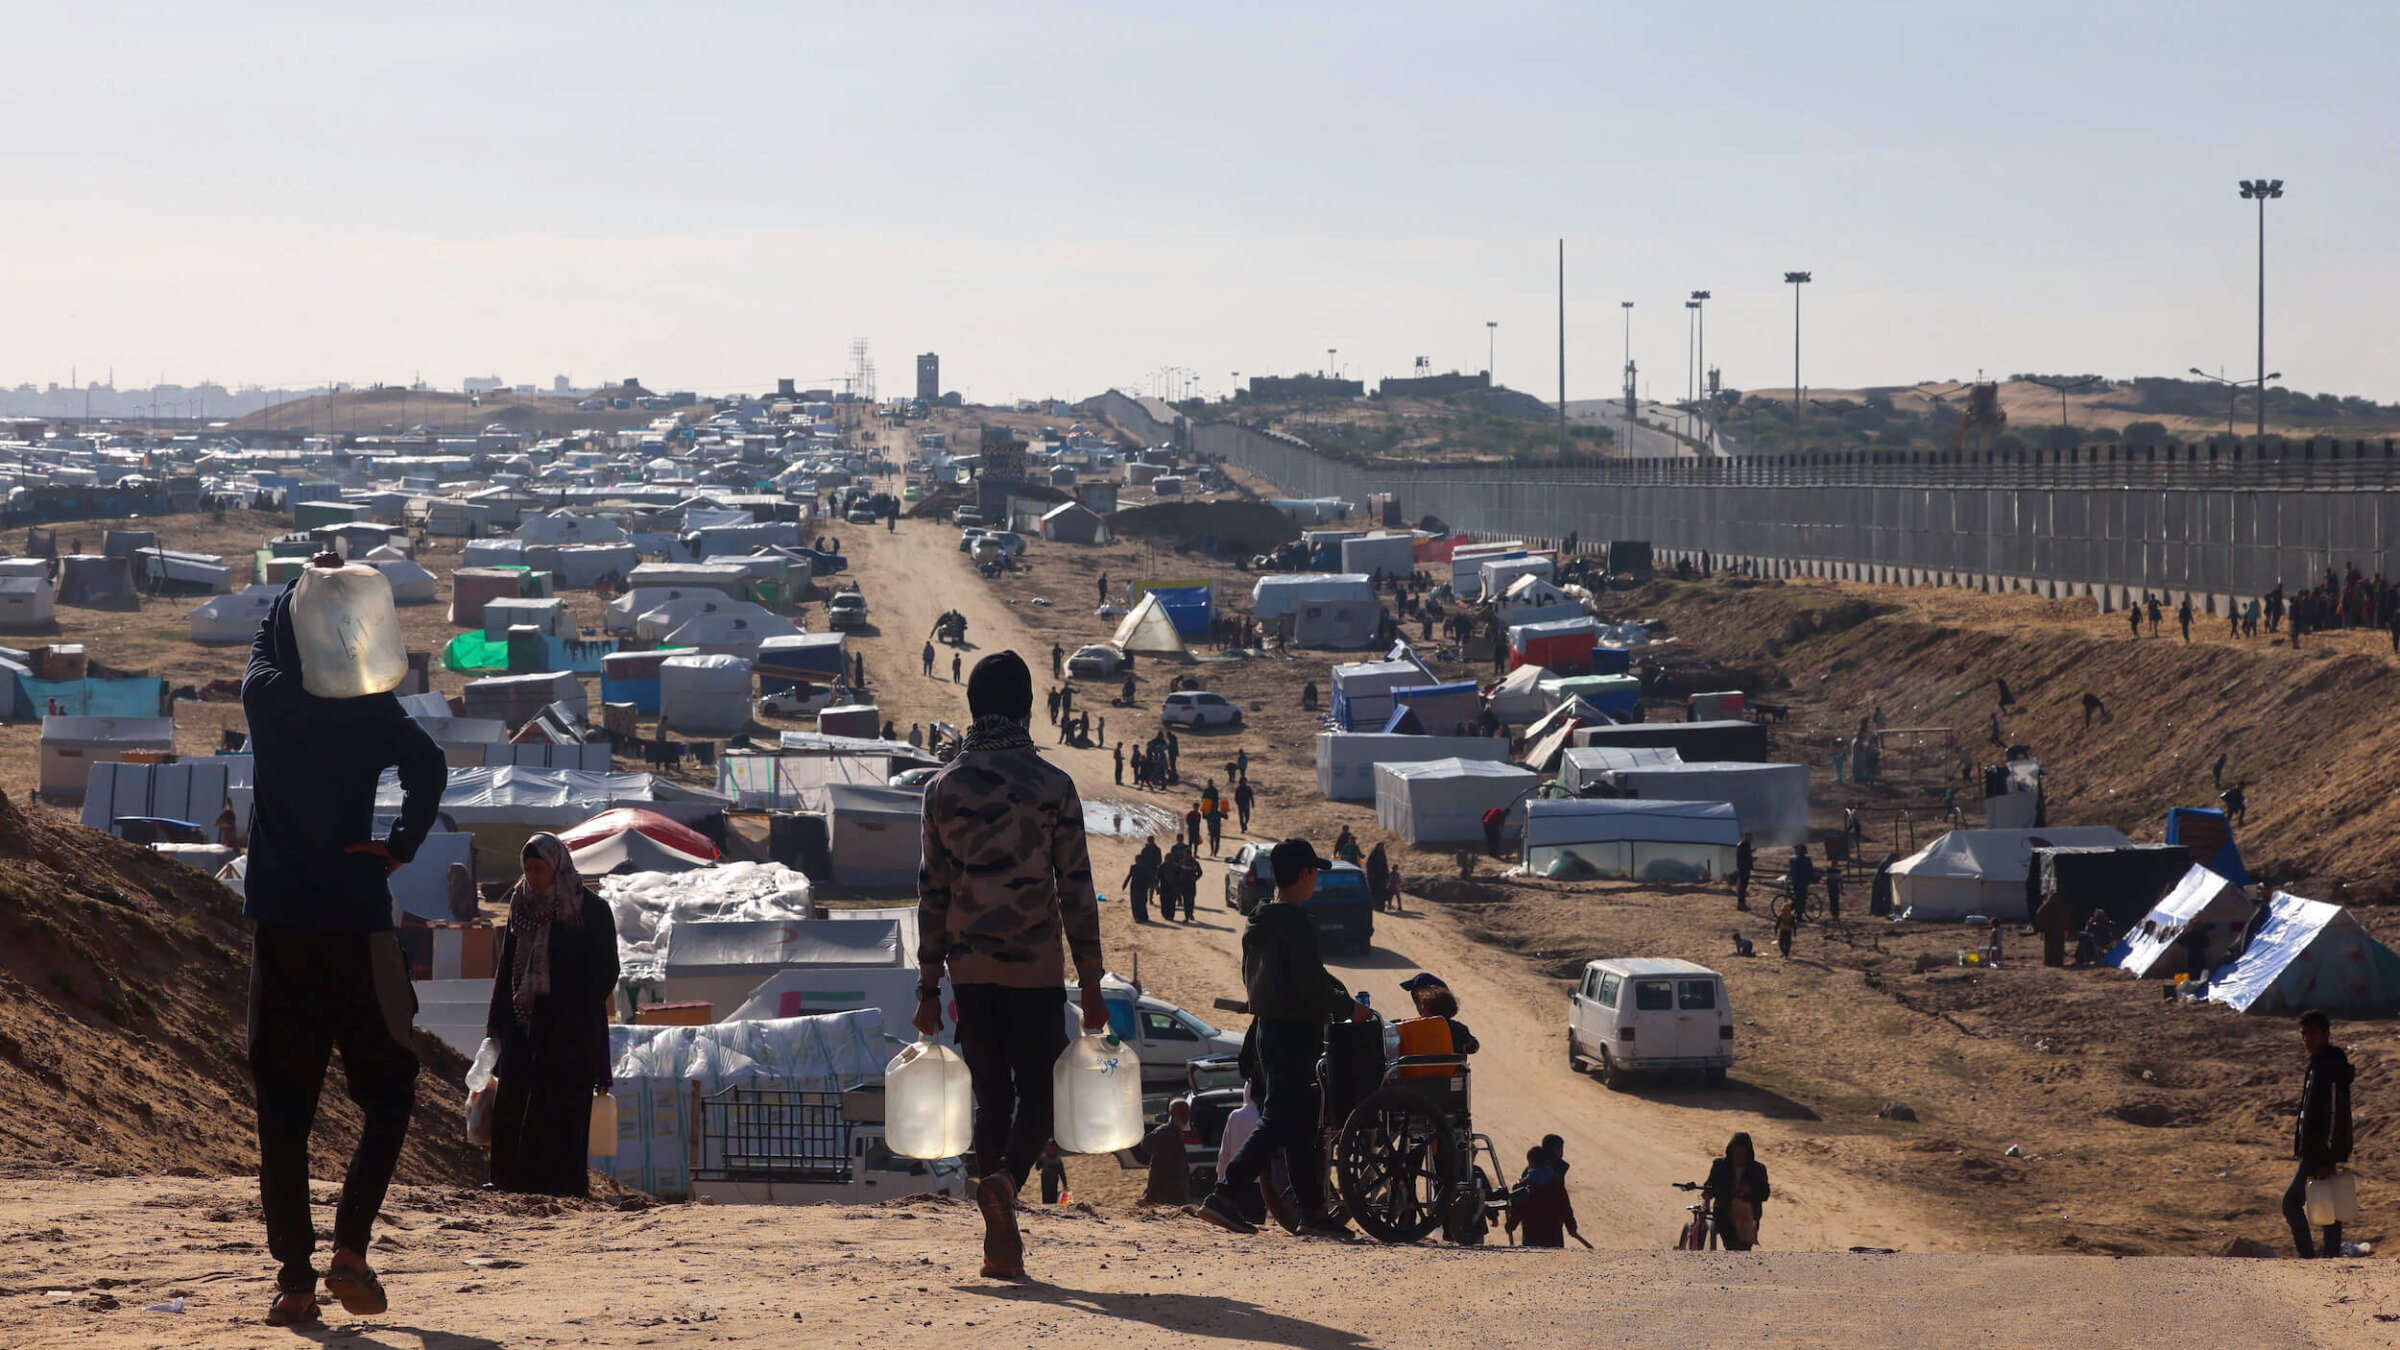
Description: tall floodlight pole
xmin=1486 ymin=321 xmax=1497 ymax=381
xmin=2238 ymin=179 xmax=2283 ymax=438
xmin=1557 ymin=239 xmax=1567 ymax=459
xmin=1784 ymin=272 xmax=1812 ymax=448
xmin=1690 ymin=290 xmax=1711 ymax=448
xmin=1619 ymin=300 xmax=1634 ymax=419
xmin=1683 ymin=299 xmax=1700 ymax=438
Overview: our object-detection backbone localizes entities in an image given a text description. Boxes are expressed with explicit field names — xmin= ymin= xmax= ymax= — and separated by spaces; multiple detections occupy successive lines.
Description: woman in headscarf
xmin=1704 ymin=1132 xmax=1771 ymax=1250
xmin=484 ymin=833 xmax=619 ymax=1196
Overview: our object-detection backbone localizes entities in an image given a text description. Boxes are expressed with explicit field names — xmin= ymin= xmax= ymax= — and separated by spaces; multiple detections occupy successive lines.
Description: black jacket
xmin=2296 ymin=1044 xmax=2356 ymax=1167
xmin=1705 ymin=1156 xmax=1770 ymax=1205
xmin=240 ymin=586 xmax=446 ymax=931
xmin=1240 ymin=901 xmax=1352 ymax=1023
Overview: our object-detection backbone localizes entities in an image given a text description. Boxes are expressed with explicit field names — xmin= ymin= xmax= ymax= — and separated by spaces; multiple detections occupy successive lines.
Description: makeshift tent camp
xmin=823 ymin=783 xmax=924 ymax=889
xmin=2207 ymin=892 xmax=2400 ymax=1014
xmin=1521 ymin=697 xmax=1612 ymax=775
xmin=755 ymin=632 xmax=848 ymax=688
xmin=663 ymin=610 xmax=801 ymax=657
xmin=461 ymin=670 xmax=587 ymax=728
xmin=1373 ymin=758 xmax=1538 ymax=845
xmin=605 ymin=588 xmax=693 ymax=635
xmin=2165 ymin=807 xmax=2251 ymax=888
xmin=517 ymin=509 xmax=631 ymax=545
xmin=81 ymin=758 xmax=242 ymax=837
xmin=1338 ymin=532 xmax=1417 ymax=581
xmin=1251 ymin=574 xmax=1380 ymax=648
xmin=600 ymin=860 xmax=819 ymax=984
xmin=53 ymin=555 xmax=138 ymax=610
xmin=626 ymin=562 xmax=751 ymax=599
xmin=1558 ymin=745 xmax=1683 ymax=794
xmin=1572 ymin=719 xmax=1768 ymax=762
xmin=1315 ymin=732 xmax=1509 ymax=801
xmin=2109 ymin=865 xmax=2255 ymax=979
xmin=1126 ymin=581 xmax=1211 ymax=637
xmin=0 ymin=557 xmax=49 ymax=579
xmin=370 ymin=558 xmax=438 ymax=604
xmin=600 ymin=650 xmax=672 ymax=712
xmin=385 ymin=831 xmax=477 ymax=923
xmin=133 ymin=548 xmax=231 ymax=595
xmin=529 ymin=543 xmax=641 ymax=589
xmin=2034 ymin=844 xmax=2193 ymax=928
xmin=639 ymin=595 xmax=780 ymax=641
xmin=449 ymin=568 xmax=530 ymax=628
xmin=1328 ymin=660 xmax=1419 ymax=731
xmin=1494 ymin=575 xmax=1583 ymax=628
xmin=1596 ymin=761 xmax=1812 ymax=846
xmin=0 ymin=577 xmax=55 ymax=629
xmin=1889 ymin=827 xmax=2135 ymax=922
xmin=571 ymin=826 xmax=715 ymax=877
xmin=659 ymin=655 xmax=754 ymax=738
xmin=380 ymin=764 xmax=730 ymax=873
xmin=1510 ymin=617 xmax=1606 ymax=673
xmin=1522 ymin=798 xmax=1738 ymax=883
xmin=1478 ymin=554 xmax=1555 ymax=600
xmin=461 ymin=538 xmax=525 ymax=569
xmin=1391 ymin=682 xmax=1481 ymax=736
xmin=558 ymin=806 xmax=719 ymax=862
xmin=658 ymin=918 xmax=904 ymax=1012
xmin=1110 ymin=593 xmax=1189 ymax=658
xmin=1488 ymin=664 xmax=1549 ymax=724
xmin=482 ymin=596 xmax=570 ymax=641
xmin=38 ymin=716 xmax=176 ymax=798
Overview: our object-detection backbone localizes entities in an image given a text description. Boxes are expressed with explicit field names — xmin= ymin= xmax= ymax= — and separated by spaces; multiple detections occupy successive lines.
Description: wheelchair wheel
xmin=1333 ymin=1086 xmax=1455 ymax=1244
xmin=1259 ymin=1156 xmax=1303 ymax=1234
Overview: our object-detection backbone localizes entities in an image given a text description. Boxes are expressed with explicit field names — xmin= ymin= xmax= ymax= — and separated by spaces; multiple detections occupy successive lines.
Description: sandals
xmin=264 ymin=1293 xmax=321 ymax=1327
xmin=323 ymin=1264 xmax=389 ymax=1316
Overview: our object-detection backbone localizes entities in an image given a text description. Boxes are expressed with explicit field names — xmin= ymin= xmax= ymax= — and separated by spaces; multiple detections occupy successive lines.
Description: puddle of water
xmin=1083 ymin=799 xmax=1182 ymax=838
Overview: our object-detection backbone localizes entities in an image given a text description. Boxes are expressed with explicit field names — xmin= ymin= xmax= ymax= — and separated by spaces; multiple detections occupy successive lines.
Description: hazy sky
xmin=11 ymin=1 xmax=2399 ymax=404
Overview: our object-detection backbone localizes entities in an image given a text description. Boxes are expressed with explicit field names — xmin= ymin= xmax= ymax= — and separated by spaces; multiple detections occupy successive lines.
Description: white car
xmin=1066 ymin=644 xmax=1129 ymax=679
xmin=984 ymin=530 xmax=1028 ymax=557
xmin=1567 ymin=958 xmax=1733 ymax=1089
xmin=957 ymin=527 xmax=988 ymax=553
xmin=759 ymin=685 xmax=835 ymax=717
xmin=1160 ymin=690 xmax=1243 ymax=728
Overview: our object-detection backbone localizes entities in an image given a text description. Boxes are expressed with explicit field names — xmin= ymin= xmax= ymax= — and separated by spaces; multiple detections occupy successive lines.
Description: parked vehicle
xmin=984 ymin=530 xmax=1028 ymax=557
xmin=1174 ymin=1054 xmax=1247 ymax=1191
xmin=956 ymin=527 xmax=988 ymax=553
xmin=1066 ymin=643 xmax=1130 ymax=679
xmin=887 ymin=765 xmax=941 ymax=790
xmin=1160 ymin=689 xmax=1243 ymax=728
xmin=1223 ymin=841 xmax=1278 ymax=915
xmin=845 ymin=504 xmax=880 ymax=524
xmin=826 ymin=592 xmax=868 ymax=631
xmin=1566 ymin=958 xmax=1734 ymax=1088
xmin=1068 ymin=973 xmax=1244 ymax=1088
xmin=796 ymin=546 xmax=846 ymax=576
xmin=953 ymin=506 xmax=985 ymax=527
xmin=759 ymin=685 xmax=835 ymax=718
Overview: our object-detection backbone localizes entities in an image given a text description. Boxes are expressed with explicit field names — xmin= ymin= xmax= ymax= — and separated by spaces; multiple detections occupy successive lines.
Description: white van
xmin=1565 ymin=958 xmax=1734 ymax=1088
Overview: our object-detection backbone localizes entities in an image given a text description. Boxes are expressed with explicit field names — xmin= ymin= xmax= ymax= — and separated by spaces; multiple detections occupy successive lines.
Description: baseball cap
xmin=1269 ymin=838 xmax=1333 ymax=888
xmin=1398 ymin=972 xmax=1448 ymax=993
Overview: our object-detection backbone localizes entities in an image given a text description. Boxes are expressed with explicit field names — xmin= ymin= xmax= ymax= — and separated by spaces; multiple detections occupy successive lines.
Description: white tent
xmin=1521 ymin=696 xmax=1614 ymax=774
xmin=2110 ymin=865 xmax=2254 ymax=979
xmin=1890 ymin=827 xmax=2135 ymax=922
xmin=659 ymin=654 xmax=754 ymax=738
xmin=370 ymin=557 xmax=438 ymax=604
xmin=1522 ymin=798 xmax=1739 ymax=883
xmin=533 ymin=543 xmax=641 ymax=588
xmin=1373 ymin=758 xmax=1538 ymax=844
xmin=2208 ymin=892 xmax=2400 ymax=1014
xmin=517 ymin=509 xmax=632 ymax=545
xmin=1494 ymin=574 xmax=1582 ymax=627
xmin=1109 ymin=593 xmax=1188 ymax=657
xmin=572 ymin=827 xmax=715 ymax=877
xmin=483 ymin=596 xmax=570 ymax=641
xmin=0 ymin=576 xmax=55 ymax=628
xmin=363 ymin=542 xmax=411 ymax=562
xmin=461 ymin=538 xmax=525 ymax=568
xmin=605 ymin=587 xmax=691 ymax=635
xmin=1250 ymin=574 xmax=1380 ymax=648
xmin=824 ymin=783 xmax=925 ymax=889
xmin=1328 ymin=660 xmax=1419 ymax=731
xmin=39 ymin=716 xmax=176 ymax=798
xmin=1596 ymin=761 xmax=1814 ymax=847
xmin=1558 ymin=745 xmax=1683 ymax=794
xmin=655 ymin=917 xmax=904 ymax=1015
xmin=1477 ymin=554 xmax=1555 ymax=600
xmin=1488 ymin=663 xmax=1549 ymax=724
xmin=1337 ymin=532 xmax=1416 ymax=580
xmin=663 ymin=609 xmax=802 ymax=656
xmin=54 ymin=554 xmax=138 ymax=610
xmin=639 ymin=595 xmax=780 ymax=642
xmin=1315 ymin=731 xmax=1509 ymax=801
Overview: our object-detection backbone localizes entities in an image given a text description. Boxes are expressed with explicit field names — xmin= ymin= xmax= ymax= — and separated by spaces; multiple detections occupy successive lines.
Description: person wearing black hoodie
xmin=1704 ymin=1132 xmax=1772 ymax=1251
xmin=241 ymin=558 xmax=447 ymax=1326
xmin=1200 ymin=839 xmax=1369 ymax=1239
xmin=2284 ymin=1009 xmax=2356 ymax=1258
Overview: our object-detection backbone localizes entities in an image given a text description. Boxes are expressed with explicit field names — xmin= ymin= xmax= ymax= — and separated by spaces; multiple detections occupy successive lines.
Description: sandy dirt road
xmin=831 ymin=511 xmax=1944 ymax=1252
xmin=6 ymin=1176 xmax=2393 ymax=1349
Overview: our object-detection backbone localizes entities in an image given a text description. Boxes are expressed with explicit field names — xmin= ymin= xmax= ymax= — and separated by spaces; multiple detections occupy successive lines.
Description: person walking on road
xmin=1365 ymin=842 xmax=1390 ymax=912
xmin=1733 ymin=833 xmax=1755 ymax=913
xmin=2283 ymin=1010 xmax=2356 ymax=1259
xmin=1124 ymin=839 xmax=1160 ymax=924
xmin=1705 ymin=1133 xmax=1771 ymax=1251
xmin=242 ymin=560 xmax=448 ymax=1326
xmin=1785 ymin=845 xmax=1816 ymax=919
xmin=1199 ymin=840 xmax=1370 ymax=1239
xmin=2221 ymin=782 xmax=2249 ymax=825
xmin=914 ymin=651 xmax=1110 ymax=1281
xmin=484 ymin=835 xmax=619 ymax=1198
xmin=1204 ymin=797 xmax=1225 ymax=855
xmin=1113 ymin=743 xmax=1125 ymax=786
xmin=923 ymin=641 xmax=936 ymax=677
xmin=1051 ymin=643 xmax=1064 ymax=680
xmin=1184 ymin=803 xmax=1202 ymax=852
xmin=1774 ymin=902 xmax=1798 ymax=959
xmin=2178 ymin=595 xmax=2194 ymax=642
xmin=1233 ymin=779 xmax=1255 ymax=833
xmin=1505 ymin=1144 xmax=1579 ymax=1249
xmin=951 ymin=651 xmax=962 ymax=683
xmin=2127 ymin=605 xmax=2141 ymax=640
xmin=1481 ymin=804 xmax=1508 ymax=859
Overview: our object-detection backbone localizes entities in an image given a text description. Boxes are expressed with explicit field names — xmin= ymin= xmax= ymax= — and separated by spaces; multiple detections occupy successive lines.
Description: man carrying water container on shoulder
xmin=915 ymin=650 xmax=1110 ymax=1279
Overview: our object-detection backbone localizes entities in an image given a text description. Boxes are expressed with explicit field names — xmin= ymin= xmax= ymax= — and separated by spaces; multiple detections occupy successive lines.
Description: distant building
xmin=917 ymin=353 xmax=940 ymax=403
xmin=1375 ymin=370 xmax=1491 ymax=399
xmin=464 ymin=376 xmax=507 ymax=394
xmin=553 ymin=375 xmax=573 ymax=393
xmin=1245 ymin=374 xmax=1363 ymax=402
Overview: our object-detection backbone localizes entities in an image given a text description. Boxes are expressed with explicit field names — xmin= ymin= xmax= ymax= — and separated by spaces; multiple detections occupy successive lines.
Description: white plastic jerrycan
xmin=290 ymin=560 xmax=407 ymax=699
xmin=884 ymin=1037 xmax=974 ymax=1160
xmin=1051 ymin=1031 xmax=1143 ymax=1154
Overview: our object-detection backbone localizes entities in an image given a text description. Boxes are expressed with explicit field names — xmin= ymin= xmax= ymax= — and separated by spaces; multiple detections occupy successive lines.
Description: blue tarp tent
xmin=1146 ymin=585 xmax=1212 ymax=637
xmin=2165 ymin=807 xmax=2250 ymax=888
xmin=1392 ymin=681 xmax=1481 ymax=736
xmin=1378 ymin=705 xmax=1428 ymax=735
xmin=18 ymin=673 xmax=165 ymax=718
xmin=1590 ymin=647 xmax=1632 ymax=677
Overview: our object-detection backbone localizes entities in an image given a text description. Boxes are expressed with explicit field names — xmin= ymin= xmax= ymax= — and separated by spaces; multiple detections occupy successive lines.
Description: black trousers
xmin=1217 ymin=1018 xmax=1327 ymax=1216
xmin=952 ymin=983 xmax=1069 ymax=1188
xmin=2283 ymin=1161 xmax=2344 ymax=1258
xmin=248 ymin=925 xmax=421 ymax=1296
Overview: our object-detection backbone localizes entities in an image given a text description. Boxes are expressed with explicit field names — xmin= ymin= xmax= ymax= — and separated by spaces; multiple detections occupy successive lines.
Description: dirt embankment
xmin=0 ymin=791 xmax=484 ymax=1185
xmin=1108 ymin=499 xmax=1299 ymax=556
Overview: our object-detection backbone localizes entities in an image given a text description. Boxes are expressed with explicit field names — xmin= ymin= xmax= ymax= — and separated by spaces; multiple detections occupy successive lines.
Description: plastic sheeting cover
xmin=601 ymin=860 xmax=817 ymax=984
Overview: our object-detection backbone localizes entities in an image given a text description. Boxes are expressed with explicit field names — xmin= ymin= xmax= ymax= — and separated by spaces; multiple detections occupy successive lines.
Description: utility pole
xmin=2239 ymin=179 xmax=2283 ymax=437
xmin=1620 ymin=300 xmax=1635 ymax=421
xmin=1557 ymin=239 xmax=1567 ymax=459
xmin=1690 ymin=290 xmax=1710 ymax=449
xmin=1486 ymin=320 xmax=1497 ymax=382
xmin=1784 ymin=272 xmax=1812 ymax=448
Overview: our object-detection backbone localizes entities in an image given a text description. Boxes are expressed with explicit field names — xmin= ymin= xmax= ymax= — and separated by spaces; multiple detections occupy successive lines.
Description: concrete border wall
xmin=1178 ymin=412 xmax=2400 ymax=615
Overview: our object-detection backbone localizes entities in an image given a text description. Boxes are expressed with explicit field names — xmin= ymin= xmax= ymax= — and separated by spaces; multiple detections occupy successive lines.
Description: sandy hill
xmin=226 ymin=387 xmax=693 ymax=438
xmin=0 ymin=790 xmax=483 ymax=1184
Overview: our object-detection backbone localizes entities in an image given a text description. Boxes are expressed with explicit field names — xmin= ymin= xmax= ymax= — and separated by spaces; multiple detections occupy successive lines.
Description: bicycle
xmin=1672 ymin=1181 xmax=1720 ymax=1250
